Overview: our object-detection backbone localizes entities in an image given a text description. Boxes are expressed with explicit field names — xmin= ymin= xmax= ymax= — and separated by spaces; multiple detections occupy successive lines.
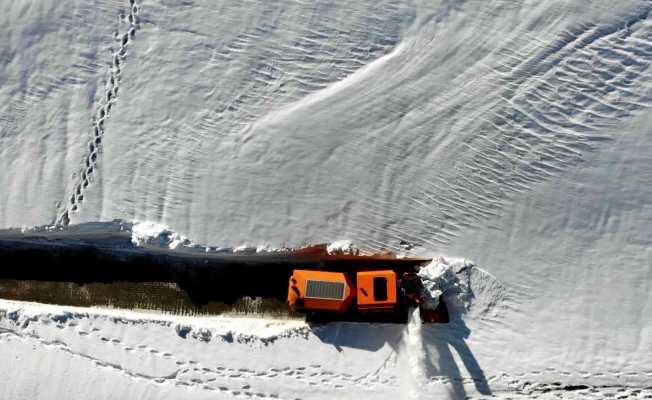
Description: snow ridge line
xmin=198 ymin=0 xmax=404 ymax=135
xmin=165 ymin=1 xmax=408 ymax=184
xmin=404 ymin=9 xmax=652 ymax=246
xmin=55 ymin=0 xmax=142 ymax=227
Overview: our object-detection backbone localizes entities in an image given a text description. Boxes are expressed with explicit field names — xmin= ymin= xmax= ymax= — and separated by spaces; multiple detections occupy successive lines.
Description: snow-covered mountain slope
xmin=1 ymin=0 xmax=651 ymax=399
xmin=1 ymin=0 xmax=649 ymax=248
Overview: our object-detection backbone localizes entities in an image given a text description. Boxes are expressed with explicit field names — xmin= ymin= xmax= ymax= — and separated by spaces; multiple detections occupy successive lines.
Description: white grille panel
xmin=305 ymin=280 xmax=345 ymax=300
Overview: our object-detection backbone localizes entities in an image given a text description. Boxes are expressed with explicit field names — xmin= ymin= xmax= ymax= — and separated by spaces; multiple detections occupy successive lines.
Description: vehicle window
xmin=373 ymin=277 xmax=388 ymax=301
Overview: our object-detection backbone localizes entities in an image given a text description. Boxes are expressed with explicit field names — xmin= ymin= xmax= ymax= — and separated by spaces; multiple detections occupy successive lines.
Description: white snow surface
xmin=417 ymin=257 xmax=471 ymax=310
xmin=417 ymin=256 xmax=507 ymax=320
xmin=131 ymin=220 xmax=191 ymax=249
xmin=1 ymin=0 xmax=652 ymax=398
xmin=326 ymin=239 xmax=359 ymax=255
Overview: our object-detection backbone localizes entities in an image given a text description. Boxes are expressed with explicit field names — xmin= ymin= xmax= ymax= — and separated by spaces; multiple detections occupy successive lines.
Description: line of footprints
xmin=57 ymin=0 xmax=141 ymax=226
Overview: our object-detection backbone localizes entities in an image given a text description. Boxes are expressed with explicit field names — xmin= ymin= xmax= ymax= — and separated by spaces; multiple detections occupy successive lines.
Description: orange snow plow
xmin=286 ymin=246 xmax=449 ymax=323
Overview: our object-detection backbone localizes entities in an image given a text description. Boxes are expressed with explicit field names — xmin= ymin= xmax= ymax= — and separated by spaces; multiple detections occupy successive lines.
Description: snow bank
xmin=417 ymin=257 xmax=468 ymax=310
xmin=0 ymin=299 xmax=308 ymax=344
xmin=130 ymin=221 xmax=283 ymax=254
xmin=326 ymin=240 xmax=359 ymax=255
xmin=130 ymin=221 xmax=191 ymax=250
xmin=418 ymin=257 xmax=507 ymax=317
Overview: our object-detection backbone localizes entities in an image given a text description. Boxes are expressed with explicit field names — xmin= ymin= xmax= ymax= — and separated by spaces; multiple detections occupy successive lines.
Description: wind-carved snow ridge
xmin=193 ymin=1 xmax=412 ymax=140
xmin=155 ymin=1 xmax=416 ymax=205
xmin=418 ymin=257 xmax=507 ymax=318
xmin=56 ymin=0 xmax=142 ymax=227
xmin=409 ymin=8 xmax=652 ymax=246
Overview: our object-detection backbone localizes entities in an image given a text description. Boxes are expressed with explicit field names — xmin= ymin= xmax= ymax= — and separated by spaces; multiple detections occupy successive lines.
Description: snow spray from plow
xmin=402 ymin=307 xmax=427 ymax=399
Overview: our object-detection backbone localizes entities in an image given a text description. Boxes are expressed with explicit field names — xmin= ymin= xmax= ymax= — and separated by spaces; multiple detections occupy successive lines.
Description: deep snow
xmin=1 ymin=0 xmax=652 ymax=398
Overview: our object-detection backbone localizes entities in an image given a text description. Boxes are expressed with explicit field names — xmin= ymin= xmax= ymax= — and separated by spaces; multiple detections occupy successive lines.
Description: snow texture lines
xmin=0 ymin=4 xmax=101 ymax=141
xmin=411 ymin=10 xmax=652 ymax=246
xmin=121 ymin=0 xmax=414 ymax=229
xmin=56 ymin=0 xmax=141 ymax=226
xmin=195 ymin=0 xmax=410 ymax=143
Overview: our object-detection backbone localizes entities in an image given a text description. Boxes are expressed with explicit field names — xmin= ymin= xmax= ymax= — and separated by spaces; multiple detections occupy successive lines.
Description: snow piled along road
xmin=1 ymin=0 xmax=652 ymax=398
xmin=0 ymin=252 xmax=648 ymax=400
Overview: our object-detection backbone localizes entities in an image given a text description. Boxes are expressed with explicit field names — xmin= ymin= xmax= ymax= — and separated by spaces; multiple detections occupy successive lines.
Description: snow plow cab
xmin=286 ymin=249 xmax=449 ymax=323
xmin=287 ymin=270 xmax=398 ymax=312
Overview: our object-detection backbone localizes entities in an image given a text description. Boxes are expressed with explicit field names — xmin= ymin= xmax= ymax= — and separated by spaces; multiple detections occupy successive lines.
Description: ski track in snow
xmin=56 ymin=0 xmax=142 ymax=226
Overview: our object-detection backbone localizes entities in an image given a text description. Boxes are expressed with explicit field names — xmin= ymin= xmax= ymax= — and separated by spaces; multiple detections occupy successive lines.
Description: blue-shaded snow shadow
xmin=422 ymin=312 xmax=492 ymax=398
xmin=310 ymin=322 xmax=404 ymax=352
xmin=310 ymin=313 xmax=491 ymax=399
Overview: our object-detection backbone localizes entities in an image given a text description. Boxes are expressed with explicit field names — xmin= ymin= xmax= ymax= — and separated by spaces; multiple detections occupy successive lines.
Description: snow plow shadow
xmin=307 ymin=312 xmax=491 ymax=397
xmin=421 ymin=313 xmax=491 ymax=397
xmin=309 ymin=321 xmax=404 ymax=352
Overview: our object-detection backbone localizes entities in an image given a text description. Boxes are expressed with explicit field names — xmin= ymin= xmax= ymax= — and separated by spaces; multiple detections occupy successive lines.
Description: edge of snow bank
xmin=0 ymin=299 xmax=309 ymax=345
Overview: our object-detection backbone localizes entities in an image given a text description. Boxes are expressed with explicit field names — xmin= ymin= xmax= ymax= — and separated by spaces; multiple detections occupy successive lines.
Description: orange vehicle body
xmin=356 ymin=270 xmax=397 ymax=310
xmin=288 ymin=269 xmax=400 ymax=315
xmin=284 ymin=246 xmax=447 ymax=323
xmin=287 ymin=270 xmax=355 ymax=312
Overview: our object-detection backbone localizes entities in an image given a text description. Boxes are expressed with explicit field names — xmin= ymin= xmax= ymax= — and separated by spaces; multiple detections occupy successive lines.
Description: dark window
xmin=373 ymin=277 xmax=388 ymax=301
